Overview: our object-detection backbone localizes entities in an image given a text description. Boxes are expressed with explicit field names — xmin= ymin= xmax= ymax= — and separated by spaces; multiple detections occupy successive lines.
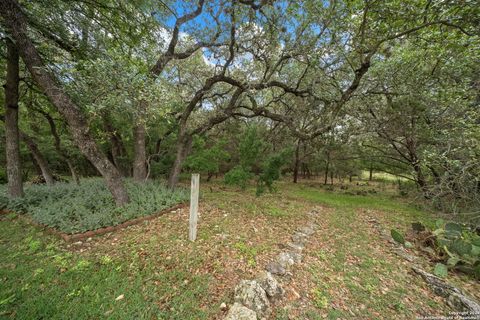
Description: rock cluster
xmin=224 ymin=209 xmax=320 ymax=319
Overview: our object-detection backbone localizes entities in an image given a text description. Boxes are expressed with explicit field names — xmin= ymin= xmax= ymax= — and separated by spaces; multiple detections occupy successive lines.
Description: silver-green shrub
xmin=1 ymin=179 xmax=188 ymax=234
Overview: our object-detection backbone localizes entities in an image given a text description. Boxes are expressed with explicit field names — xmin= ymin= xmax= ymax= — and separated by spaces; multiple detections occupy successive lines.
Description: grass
xmin=1 ymin=178 xmax=479 ymax=319
xmin=291 ymin=182 xmax=436 ymax=227
xmin=0 ymin=179 xmax=312 ymax=319
xmin=275 ymin=180 xmax=479 ymax=319
xmin=359 ymin=170 xmax=409 ymax=182
xmin=0 ymin=214 xmax=211 ymax=319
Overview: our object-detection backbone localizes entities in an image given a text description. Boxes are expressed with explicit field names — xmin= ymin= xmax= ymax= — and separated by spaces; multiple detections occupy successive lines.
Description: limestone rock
xmin=307 ymin=209 xmax=319 ymax=216
xmin=308 ymin=222 xmax=319 ymax=230
xmin=393 ymin=247 xmax=416 ymax=262
xmin=292 ymin=232 xmax=308 ymax=244
xmin=224 ymin=302 xmax=257 ymax=320
xmin=285 ymin=242 xmax=304 ymax=253
xmin=257 ymin=272 xmax=284 ymax=300
xmin=234 ymin=280 xmax=270 ymax=317
xmin=288 ymin=251 xmax=302 ymax=263
xmin=412 ymin=266 xmax=480 ymax=313
xmin=277 ymin=252 xmax=295 ymax=268
xmin=266 ymin=261 xmax=286 ymax=275
xmin=298 ymin=226 xmax=315 ymax=236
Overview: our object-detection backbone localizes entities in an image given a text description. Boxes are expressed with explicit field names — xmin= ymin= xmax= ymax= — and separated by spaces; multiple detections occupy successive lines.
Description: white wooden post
xmin=189 ymin=173 xmax=200 ymax=241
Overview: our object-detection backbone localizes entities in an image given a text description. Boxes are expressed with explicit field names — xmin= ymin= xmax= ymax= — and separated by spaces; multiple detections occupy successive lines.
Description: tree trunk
xmin=293 ymin=140 xmax=300 ymax=183
xmin=324 ymin=158 xmax=330 ymax=185
xmin=133 ymin=123 xmax=147 ymax=182
xmin=168 ymin=134 xmax=192 ymax=188
xmin=102 ymin=117 xmax=128 ymax=176
xmin=20 ymin=133 xmax=55 ymax=185
xmin=413 ymin=162 xmax=427 ymax=192
xmin=369 ymin=165 xmax=373 ymax=181
xmin=302 ymin=163 xmax=311 ymax=179
xmin=30 ymin=153 xmax=43 ymax=176
xmin=66 ymin=160 xmax=80 ymax=185
xmin=4 ymin=39 xmax=24 ymax=197
xmin=40 ymin=109 xmax=80 ymax=184
xmin=1 ymin=0 xmax=129 ymax=205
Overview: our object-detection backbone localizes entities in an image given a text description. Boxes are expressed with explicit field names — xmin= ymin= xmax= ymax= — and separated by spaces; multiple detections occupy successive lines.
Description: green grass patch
xmin=0 ymin=178 xmax=188 ymax=233
xmin=0 ymin=216 xmax=212 ymax=319
xmin=359 ymin=170 xmax=409 ymax=182
xmin=291 ymin=184 xmax=433 ymax=225
xmin=234 ymin=241 xmax=260 ymax=267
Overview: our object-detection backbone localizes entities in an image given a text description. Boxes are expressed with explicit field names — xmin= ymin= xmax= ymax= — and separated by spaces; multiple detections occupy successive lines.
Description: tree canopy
xmin=1 ymin=0 xmax=479 ymax=214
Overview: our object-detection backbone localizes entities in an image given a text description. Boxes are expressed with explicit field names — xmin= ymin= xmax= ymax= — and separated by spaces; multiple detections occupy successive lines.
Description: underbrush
xmin=0 ymin=179 xmax=188 ymax=234
xmin=392 ymin=220 xmax=480 ymax=279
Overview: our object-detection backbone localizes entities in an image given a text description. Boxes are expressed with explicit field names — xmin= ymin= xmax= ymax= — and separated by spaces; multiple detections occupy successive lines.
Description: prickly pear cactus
xmin=391 ymin=229 xmax=405 ymax=244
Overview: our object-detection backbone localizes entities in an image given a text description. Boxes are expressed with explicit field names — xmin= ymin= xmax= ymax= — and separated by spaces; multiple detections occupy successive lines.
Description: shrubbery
xmin=430 ymin=220 xmax=480 ymax=279
xmin=0 ymin=179 xmax=188 ymax=234
xmin=224 ymin=166 xmax=252 ymax=189
xmin=29 ymin=174 xmax=68 ymax=184
xmin=256 ymin=149 xmax=292 ymax=196
xmin=184 ymin=137 xmax=230 ymax=180
xmin=392 ymin=220 xmax=480 ymax=279
xmin=223 ymin=127 xmax=291 ymax=195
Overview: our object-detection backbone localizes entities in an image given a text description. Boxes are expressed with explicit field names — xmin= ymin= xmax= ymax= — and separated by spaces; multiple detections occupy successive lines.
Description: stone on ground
xmin=277 ymin=251 xmax=295 ymax=267
xmin=298 ymin=226 xmax=315 ymax=236
xmin=285 ymin=242 xmax=304 ymax=252
xmin=234 ymin=280 xmax=271 ymax=317
xmin=266 ymin=261 xmax=287 ymax=275
xmin=224 ymin=302 xmax=257 ymax=320
xmin=291 ymin=232 xmax=308 ymax=243
xmin=288 ymin=251 xmax=302 ymax=263
xmin=257 ymin=271 xmax=284 ymax=300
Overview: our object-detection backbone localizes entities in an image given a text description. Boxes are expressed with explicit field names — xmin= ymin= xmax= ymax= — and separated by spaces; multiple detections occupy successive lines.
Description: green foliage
xmin=428 ymin=219 xmax=480 ymax=279
xmin=0 ymin=184 xmax=52 ymax=213
xmin=224 ymin=127 xmax=290 ymax=194
xmin=223 ymin=127 xmax=265 ymax=189
xmin=224 ymin=166 xmax=252 ymax=189
xmin=311 ymin=288 xmax=329 ymax=309
xmin=233 ymin=241 xmax=259 ymax=267
xmin=434 ymin=263 xmax=448 ymax=278
xmin=256 ymin=149 xmax=292 ymax=196
xmin=0 ymin=194 xmax=8 ymax=211
xmin=390 ymin=229 xmax=405 ymax=244
xmin=0 ymin=168 xmax=6 ymax=184
xmin=0 ymin=179 xmax=188 ymax=234
xmin=238 ymin=126 xmax=263 ymax=170
xmin=184 ymin=137 xmax=229 ymax=176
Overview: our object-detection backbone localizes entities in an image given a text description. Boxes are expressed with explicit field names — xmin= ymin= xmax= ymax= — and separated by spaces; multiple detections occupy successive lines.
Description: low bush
xmin=29 ymin=174 xmax=68 ymax=184
xmin=0 ymin=179 xmax=188 ymax=234
xmin=224 ymin=166 xmax=252 ymax=189
xmin=399 ymin=220 xmax=480 ymax=279
xmin=256 ymin=149 xmax=291 ymax=196
xmin=430 ymin=220 xmax=480 ymax=279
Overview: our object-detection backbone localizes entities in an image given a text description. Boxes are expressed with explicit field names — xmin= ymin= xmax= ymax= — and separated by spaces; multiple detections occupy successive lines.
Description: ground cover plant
xmin=0 ymin=179 xmax=188 ymax=233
